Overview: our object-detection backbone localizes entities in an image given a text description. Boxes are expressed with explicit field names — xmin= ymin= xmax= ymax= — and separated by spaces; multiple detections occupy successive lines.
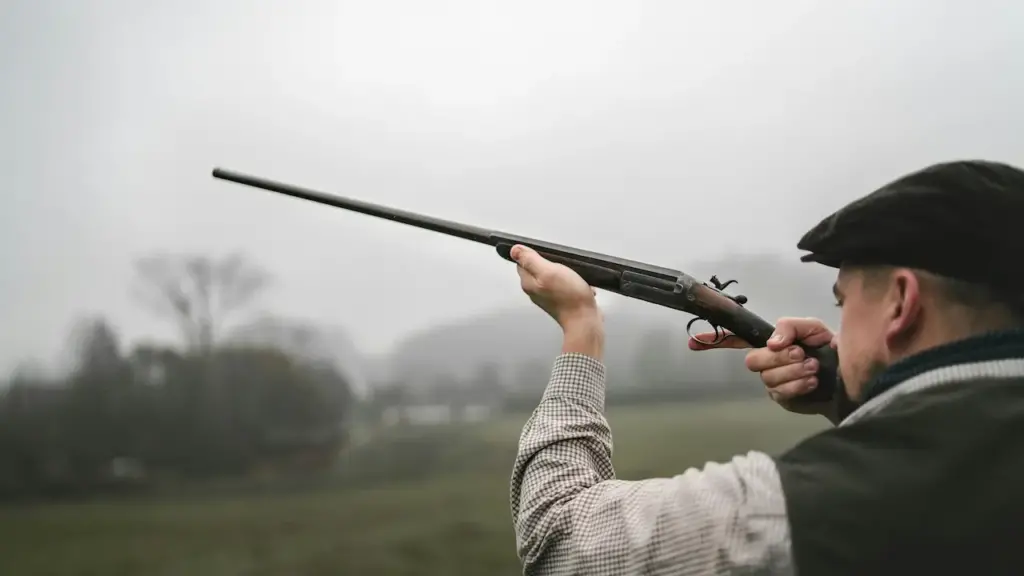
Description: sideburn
xmin=855 ymin=359 xmax=890 ymax=402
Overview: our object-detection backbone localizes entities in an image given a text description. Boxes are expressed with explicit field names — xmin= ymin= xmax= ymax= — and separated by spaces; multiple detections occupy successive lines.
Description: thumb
xmin=765 ymin=317 xmax=833 ymax=351
xmin=510 ymin=244 xmax=544 ymax=276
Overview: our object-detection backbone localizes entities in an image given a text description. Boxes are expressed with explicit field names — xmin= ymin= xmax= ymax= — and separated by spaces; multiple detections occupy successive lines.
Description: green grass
xmin=0 ymin=399 xmax=828 ymax=575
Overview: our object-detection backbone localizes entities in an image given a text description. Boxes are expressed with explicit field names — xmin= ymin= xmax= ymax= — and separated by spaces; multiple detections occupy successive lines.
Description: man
xmin=507 ymin=159 xmax=1024 ymax=575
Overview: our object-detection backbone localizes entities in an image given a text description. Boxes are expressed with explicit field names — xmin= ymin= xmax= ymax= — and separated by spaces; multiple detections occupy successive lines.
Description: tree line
xmin=0 ymin=254 xmax=353 ymax=501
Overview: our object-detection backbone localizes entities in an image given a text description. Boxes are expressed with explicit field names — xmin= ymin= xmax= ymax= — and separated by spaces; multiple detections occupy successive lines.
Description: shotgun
xmin=212 ymin=167 xmax=839 ymax=406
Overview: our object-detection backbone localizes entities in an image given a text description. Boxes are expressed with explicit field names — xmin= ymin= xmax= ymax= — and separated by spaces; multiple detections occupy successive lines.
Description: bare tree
xmin=132 ymin=253 xmax=270 ymax=353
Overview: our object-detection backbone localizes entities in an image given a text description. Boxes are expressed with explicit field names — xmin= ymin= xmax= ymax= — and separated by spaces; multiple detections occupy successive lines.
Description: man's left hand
xmin=510 ymin=245 xmax=603 ymax=356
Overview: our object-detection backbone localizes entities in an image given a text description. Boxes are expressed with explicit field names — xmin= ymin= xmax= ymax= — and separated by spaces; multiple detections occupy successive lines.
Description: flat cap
xmin=797 ymin=159 xmax=1024 ymax=291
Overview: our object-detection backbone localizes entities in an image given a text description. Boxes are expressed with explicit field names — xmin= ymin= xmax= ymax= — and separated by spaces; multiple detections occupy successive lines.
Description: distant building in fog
xmin=381 ymin=402 xmax=495 ymax=426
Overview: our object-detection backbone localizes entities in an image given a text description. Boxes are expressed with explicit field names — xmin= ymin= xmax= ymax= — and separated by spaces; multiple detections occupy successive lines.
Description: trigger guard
xmin=687 ymin=318 xmax=724 ymax=346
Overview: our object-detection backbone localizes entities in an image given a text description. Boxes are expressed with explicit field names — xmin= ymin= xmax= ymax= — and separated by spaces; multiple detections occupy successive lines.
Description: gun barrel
xmin=212 ymin=168 xmax=494 ymax=244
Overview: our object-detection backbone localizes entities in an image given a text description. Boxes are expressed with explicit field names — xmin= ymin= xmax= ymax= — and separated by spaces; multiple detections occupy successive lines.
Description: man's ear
xmin=885 ymin=269 xmax=922 ymax=346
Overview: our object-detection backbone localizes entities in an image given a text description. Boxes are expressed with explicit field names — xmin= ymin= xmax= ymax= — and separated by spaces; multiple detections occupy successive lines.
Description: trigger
xmin=687 ymin=318 xmax=725 ymax=346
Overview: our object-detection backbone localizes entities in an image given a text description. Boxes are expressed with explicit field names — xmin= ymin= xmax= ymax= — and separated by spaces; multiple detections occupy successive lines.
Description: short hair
xmin=857 ymin=264 xmax=1024 ymax=328
xmin=925 ymin=272 xmax=1024 ymax=327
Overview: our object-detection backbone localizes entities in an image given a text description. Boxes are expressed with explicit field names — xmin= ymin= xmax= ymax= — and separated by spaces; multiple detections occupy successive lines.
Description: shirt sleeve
xmin=509 ymin=353 xmax=796 ymax=575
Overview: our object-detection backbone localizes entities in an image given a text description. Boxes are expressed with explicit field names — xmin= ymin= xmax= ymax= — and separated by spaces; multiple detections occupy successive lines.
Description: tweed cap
xmin=797 ymin=159 xmax=1024 ymax=291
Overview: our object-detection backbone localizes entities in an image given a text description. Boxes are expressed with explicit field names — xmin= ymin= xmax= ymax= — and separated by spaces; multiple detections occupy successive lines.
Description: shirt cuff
xmin=541 ymin=352 xmax=607 ymax=411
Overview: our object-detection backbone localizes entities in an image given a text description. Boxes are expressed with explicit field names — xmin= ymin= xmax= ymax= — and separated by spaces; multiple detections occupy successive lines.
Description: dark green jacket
xmin=776 ymin=330 xmax=1024 ymax=575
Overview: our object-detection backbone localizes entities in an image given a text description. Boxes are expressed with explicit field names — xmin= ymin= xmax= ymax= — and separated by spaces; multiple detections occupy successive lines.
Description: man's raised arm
xmin=506 ymin=245 xmax=795 ymax=575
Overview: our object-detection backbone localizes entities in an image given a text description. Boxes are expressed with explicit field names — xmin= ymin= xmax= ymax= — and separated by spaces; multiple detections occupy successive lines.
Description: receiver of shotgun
xmin=211 ymin=167 xmax=840 ymax=406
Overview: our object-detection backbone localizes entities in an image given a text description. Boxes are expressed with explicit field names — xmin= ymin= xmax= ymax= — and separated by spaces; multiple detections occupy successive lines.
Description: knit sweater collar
xmin=841 ymin=329 xmax=1024 ymax=426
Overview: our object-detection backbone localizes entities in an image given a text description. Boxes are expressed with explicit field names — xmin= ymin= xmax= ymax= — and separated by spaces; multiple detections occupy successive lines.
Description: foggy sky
xmin=3 ymin=0 xmax=1023 ymax=375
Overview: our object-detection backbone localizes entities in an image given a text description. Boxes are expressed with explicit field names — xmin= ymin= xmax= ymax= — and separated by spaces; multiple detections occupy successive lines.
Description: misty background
xmin=6 ymin=0 xmax=1022 ymax=384
xmin=2 ymin=1 xmax=1023 ymax=574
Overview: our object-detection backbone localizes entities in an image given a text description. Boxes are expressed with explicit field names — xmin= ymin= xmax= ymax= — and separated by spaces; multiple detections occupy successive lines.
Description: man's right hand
xmin=688 ymin=317 xmax=836 ymax=415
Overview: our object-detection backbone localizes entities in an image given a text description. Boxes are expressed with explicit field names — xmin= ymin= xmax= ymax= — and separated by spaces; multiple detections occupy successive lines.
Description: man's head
xmin=797 ymin=160 xmax=1024 ymax=400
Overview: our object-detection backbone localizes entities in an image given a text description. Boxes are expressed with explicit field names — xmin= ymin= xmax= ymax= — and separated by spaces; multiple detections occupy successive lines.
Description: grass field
xmin=0 ymin=399 xmax=829 ymax=575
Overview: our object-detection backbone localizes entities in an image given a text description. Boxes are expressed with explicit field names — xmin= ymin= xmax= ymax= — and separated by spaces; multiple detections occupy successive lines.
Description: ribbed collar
xmin=841 ymin=329 xmax=1024 ymax=426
